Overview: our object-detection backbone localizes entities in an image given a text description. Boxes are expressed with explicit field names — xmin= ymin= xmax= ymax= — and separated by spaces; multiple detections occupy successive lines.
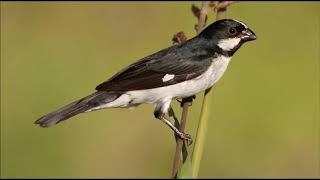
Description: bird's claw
xmin=178 ymin=132 xmax=193 ymax=145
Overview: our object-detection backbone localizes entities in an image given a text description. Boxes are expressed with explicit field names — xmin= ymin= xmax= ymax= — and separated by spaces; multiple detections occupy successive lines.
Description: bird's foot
xmin=176 ymin=131 xmax=193 ymax=145
xmin=155 ymin=112 xmax=193 ymax=146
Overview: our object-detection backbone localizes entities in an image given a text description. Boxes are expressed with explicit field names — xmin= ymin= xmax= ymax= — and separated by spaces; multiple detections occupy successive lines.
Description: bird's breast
xmin=205 ymin=55 xmax=232 ymax=87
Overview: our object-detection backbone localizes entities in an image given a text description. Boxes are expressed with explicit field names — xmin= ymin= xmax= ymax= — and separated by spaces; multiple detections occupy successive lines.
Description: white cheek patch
xmin=217 ymin=38 xmax=241 ymax=51
xmin=162 ymin=74 xmax=175 ymax=82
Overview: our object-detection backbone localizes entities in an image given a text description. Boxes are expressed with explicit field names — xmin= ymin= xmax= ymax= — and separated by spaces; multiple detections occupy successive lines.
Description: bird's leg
xmin=154 ymin=110 xmax=193 ymax=145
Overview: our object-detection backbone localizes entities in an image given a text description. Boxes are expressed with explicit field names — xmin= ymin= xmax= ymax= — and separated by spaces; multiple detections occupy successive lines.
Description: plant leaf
xmin=177 ymin=142 xmax=193 ymax=179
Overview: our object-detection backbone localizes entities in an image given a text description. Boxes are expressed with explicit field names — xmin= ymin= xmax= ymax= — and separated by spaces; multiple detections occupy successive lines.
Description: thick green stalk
xmin=191 ymin=4 xmax=229 ymax=177
xmin=191 ymin=89 xmax=213 ymax=177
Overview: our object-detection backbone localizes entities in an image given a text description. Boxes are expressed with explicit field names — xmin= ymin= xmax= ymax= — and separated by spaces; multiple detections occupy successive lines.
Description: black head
xmin=199 ymin=19 xmax=256 ymax=55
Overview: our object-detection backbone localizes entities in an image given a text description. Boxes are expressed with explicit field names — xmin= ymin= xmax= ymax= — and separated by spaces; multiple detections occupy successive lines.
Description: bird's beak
xmin=241 ymin=28 xmax=257 ymax=42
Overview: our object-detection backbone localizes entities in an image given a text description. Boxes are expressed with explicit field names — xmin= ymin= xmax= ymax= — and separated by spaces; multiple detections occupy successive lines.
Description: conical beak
xmin=241 ymin=28 xmax=257 ymax=42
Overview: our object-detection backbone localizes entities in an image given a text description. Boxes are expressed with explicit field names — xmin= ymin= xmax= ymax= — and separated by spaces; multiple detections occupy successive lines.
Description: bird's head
xmin=199 ymin=19 xmax=257 ymax=54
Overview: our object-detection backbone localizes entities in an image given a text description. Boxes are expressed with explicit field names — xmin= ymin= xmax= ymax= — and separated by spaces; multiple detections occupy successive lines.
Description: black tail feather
xmin=35 ymin=91 xmax=120 ymax=128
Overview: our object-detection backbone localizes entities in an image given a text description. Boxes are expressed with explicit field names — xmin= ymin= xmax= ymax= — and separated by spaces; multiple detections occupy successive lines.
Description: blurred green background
xmin=1 ymin=1 xmax=319 ymax=178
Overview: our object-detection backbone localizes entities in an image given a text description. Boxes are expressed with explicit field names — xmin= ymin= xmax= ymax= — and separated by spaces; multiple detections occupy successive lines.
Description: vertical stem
xmin=195 ymin=1 xmax=210 ymax=34
xmin=171 ymin=1 xmax=210 ymax=177
xmin=171 ymin=1 xmax=234 ymax=178
xmin=170 ymin=32 xmax=191 ymax=179
xmin=171 ymin=98 xmax=192 ymax=178
xmin=191 ymin=2 xmax=228 ymax=177
xmin=191 ymin=89 xmax=213 ymax=177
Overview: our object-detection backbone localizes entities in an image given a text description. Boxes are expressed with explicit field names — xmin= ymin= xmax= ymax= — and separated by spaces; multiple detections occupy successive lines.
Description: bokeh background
xmin=1 ymin=1 xmax=319 ymax=178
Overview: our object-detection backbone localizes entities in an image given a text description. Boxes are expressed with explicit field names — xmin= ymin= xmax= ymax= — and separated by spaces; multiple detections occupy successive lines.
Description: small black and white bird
xmin=35 ymin=19 xmax=256 ymax=141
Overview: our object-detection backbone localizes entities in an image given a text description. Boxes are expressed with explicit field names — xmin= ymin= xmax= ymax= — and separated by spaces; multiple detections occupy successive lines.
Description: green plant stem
xmin=170 ymin=31 xmax=191 ymax=179
xmin=171 ymin=98 xmax=192 ymax=178
xmin=191 ymin=3 xmax=229 ymax=177
xmin=191 ymin=88 xmax=213 ymax=177
xmin=172 ymin=1 xmax=209 ymax=177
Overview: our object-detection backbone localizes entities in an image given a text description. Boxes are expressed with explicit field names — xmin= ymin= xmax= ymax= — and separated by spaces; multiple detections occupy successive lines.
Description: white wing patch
xmin=217 ymin=38 xmax=241 ymax=51
xmin=162 ymin=74 xmax=175 ymax=82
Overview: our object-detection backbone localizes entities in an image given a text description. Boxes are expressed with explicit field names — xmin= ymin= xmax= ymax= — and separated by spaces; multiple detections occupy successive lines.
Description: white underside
xmin=89 ymin=55 xmax=231 ymax=113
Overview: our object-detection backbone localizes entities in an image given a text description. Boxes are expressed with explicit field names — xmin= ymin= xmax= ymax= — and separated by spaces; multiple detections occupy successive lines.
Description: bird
xmin=35 ymin=19 xmax=256 ymax=143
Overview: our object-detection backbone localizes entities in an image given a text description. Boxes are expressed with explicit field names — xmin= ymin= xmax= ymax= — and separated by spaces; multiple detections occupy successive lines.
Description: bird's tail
xmin=34 ymin=91 xmax=121 ymax=128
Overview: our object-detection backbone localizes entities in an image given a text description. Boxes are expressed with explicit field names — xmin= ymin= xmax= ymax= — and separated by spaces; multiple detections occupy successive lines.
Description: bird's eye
xmin=229 ymin=27 xmax=237 ymax=35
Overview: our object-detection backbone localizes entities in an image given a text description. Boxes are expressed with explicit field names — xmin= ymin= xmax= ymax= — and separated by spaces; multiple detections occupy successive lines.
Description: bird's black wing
xmin=95 ymin=44 xmax=213 ymax=91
